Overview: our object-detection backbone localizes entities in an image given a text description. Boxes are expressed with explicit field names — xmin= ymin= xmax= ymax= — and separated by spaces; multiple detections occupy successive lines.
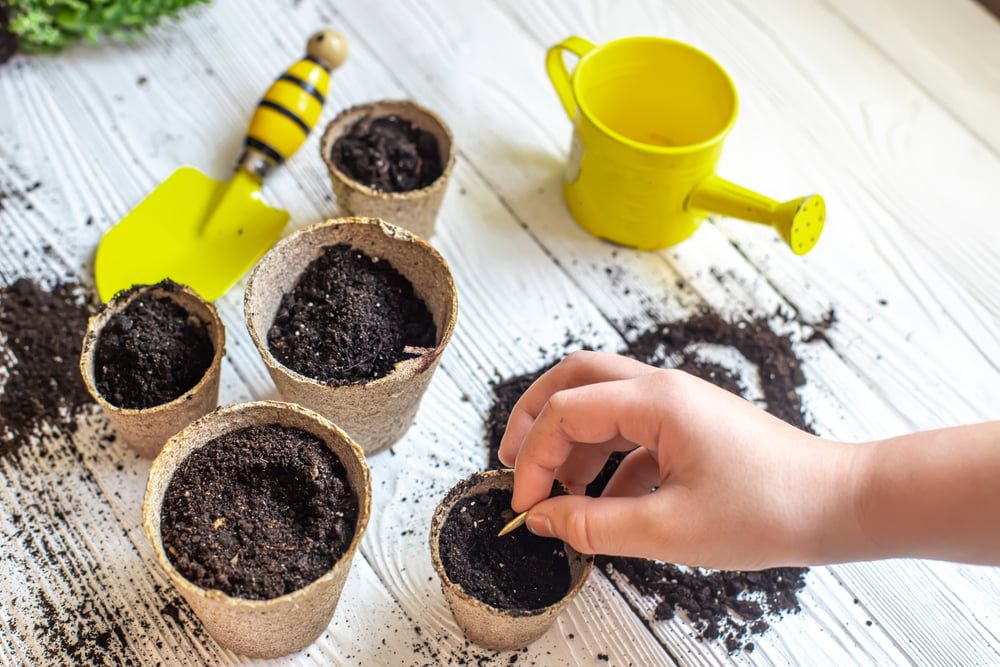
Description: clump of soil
xmin=332 ymin=114 xmax=443 ymax=192
xmin=484 ymin=310 xmax=823 ymax=652
xmin=268 ymin=243 xmax=437 ymax=386
xmin=605 ymin=556 xmax=806 ymax=653
xmin=94 ymin=282 xmax=214 ymax=410
xmin=0 ymin=278 xmax=94 ymax=455
xmin=160 ymin=424 xmax=358 ymax=600
xmin=439 ymin=487 xmax=571 ymax=612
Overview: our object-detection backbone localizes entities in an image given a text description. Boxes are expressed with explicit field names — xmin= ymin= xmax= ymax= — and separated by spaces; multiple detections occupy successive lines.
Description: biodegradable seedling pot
xmin=244 ymin=217 xmax=457 ymax=455
xmin=142 ymin=401 xmax=372 ymax=659
xmin=429 ymin=470 xmax=593 ymax=651
xmin=80 ymin=282 xmax=224 ymax=458
xmin=321 ymin=100 xmax=455 ymax=238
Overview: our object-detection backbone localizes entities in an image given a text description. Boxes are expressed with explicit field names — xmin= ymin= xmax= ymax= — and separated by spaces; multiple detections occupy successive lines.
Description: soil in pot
xmin=331 ymin=114 xmax=443 ymax=193
xmin=439 ymin=487 xmax=571 ymax=612
xmin=267 ymin=243 xmax=437 ymax=386
xmin=94 ymin=282 xmax=214 ymax=409
xmin=160 ymin=424 xmax=359 ymax=600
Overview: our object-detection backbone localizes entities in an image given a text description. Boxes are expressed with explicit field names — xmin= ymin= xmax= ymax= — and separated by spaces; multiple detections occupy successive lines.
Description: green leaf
xmin=7 ymin=0 xmax=210 ymax=52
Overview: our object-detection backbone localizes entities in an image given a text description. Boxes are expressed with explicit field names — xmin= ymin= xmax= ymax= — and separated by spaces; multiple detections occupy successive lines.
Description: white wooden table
xmin=2 ymin=0 xmax=998 ymax=664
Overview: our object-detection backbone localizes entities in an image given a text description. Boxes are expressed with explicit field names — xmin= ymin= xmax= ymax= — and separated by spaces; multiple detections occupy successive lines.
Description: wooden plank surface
xmin=825 ymin=0 xmax=1000 ymax=154
xmin=1 ymin=0 xmax=998 ymax=664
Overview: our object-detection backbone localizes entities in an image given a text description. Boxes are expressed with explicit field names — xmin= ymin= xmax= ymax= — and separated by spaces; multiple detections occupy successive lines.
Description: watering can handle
xmin=237 ymin=30 xmax=348 ymax=180
xmin=546 ymin=36 xmax=596 ymax=119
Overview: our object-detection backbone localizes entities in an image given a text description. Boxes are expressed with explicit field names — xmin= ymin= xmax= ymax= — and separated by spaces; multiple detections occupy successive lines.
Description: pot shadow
xmin=470 ymin=141 xmax=582 ymax=243
xmin=468 ymin=139 xmax=665 ymax=272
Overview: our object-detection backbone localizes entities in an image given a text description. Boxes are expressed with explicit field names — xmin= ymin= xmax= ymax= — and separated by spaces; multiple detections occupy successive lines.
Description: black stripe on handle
xmin=245 ymin=136 xmax=285 ymax=165
xmin=257 ymin=100 xmax=311 ymax=135
xmin=278 ymin=73 xmax=325 ymax=105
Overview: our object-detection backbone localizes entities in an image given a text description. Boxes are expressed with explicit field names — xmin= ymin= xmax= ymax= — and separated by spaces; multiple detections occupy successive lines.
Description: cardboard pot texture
xmin=142 ymin=401 xmax=372 ymax=659
xmin=244 ymin=217 xmax=458 ymax=455
xmin=79 ymin=282 xmax=224 ymax=459
xmin=429 ymin=470 xmax=594 ymax=650
xmin=320 ymin=99 xmax=455 ymax=239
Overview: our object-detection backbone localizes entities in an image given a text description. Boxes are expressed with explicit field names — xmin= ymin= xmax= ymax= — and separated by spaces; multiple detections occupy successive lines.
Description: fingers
xmin=511 ymin=376 xmax=666 ymax=511
xmin=525 ymin=493 xmax=664 ymax=556
xmin=498 ymin=351 xmax=654 ymax=468
xmin=602 ymin=446 xmax=662 ymax=498
xmin=553 ymin=436 xmax=637 ymax=496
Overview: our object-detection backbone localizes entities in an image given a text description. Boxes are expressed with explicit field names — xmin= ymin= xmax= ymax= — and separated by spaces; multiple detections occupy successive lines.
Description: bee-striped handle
xmin=238 ymin=30 xmax=348 ymax=179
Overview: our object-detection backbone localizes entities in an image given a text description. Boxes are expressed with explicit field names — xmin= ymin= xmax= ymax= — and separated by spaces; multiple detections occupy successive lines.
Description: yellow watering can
xmin=94 ymin=30 xmax=348 ymax=302
xmin=546 ymin=36 xmax=825 ymax=254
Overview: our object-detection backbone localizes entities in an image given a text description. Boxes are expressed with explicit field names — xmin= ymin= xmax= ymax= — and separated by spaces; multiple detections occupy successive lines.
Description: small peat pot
xmin=142 ymin=401 xmax=371 ymax=658
xmin=429 ymin=470 xmax=593 ymax=650
xmin=79 ymin=280 xmax=224 ymax=458
xmin=320 ymin=99 xmax=455 ymax=238
xmin=244 ymin=217 xmax=457 ymax=455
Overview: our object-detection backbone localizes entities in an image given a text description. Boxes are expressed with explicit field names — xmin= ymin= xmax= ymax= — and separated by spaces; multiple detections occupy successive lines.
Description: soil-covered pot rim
xmin=244 ymin=216 xmax=458 ymax=392
xmin=429 ymin=469 xmax=593 ymax=619
xmin=320 ymin=99 xmax=456 ymax=201
xmin=141 ymin=400 xmax=372 ymax=609
xmin=80 ymin=280 xmax=225 ymax=416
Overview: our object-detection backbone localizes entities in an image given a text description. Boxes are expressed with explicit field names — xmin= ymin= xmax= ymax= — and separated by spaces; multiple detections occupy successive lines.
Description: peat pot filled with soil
xmin=79 ymin=280 xmax=224 ymax=458
xmin=321 ymin=100 xmax=455 ymax=238
xmin=142 ymin=401 xmax=371 ymax=659
xmin=429 ymin=470 xmax=593 ymax=650
xmin=244 ymin=217 xmax=457 ymax=455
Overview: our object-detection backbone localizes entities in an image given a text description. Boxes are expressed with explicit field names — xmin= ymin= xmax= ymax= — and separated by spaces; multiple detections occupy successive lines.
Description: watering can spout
xmin=688 ymin=176 xmax=826 ymax=255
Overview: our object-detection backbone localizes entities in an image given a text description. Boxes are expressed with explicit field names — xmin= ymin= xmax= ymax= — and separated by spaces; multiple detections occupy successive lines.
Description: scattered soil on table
xmin=94 ymin=282 xmax=214 ymax=409
xmin=604 ymin=556 xmax=806 ymax=654
xmin=439 ymin=487 xmax=571 ymax=612
xmin=161 ymin=424 xmax=358 ymax=600
xmin=332 ymin=114 xmax=443 ymax=193
xmin=268 ymin=243 xmax=437 ymax=385
xmin=628 ymin=312 xmax=810 ymax=430
xmin=484 ymin=364 xmax=554 ymax=470
xmin=484 ymin=310 xmax=824 ymax=652
xmin=0 ymin=278 xmax=94 ymax=456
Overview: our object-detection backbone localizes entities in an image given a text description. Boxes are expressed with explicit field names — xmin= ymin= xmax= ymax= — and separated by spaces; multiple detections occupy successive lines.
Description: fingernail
xmin=526 ymin=513 xmax=554 ymax=538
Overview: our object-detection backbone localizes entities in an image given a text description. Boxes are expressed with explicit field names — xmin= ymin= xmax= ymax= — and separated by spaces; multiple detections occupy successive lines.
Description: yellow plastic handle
xmin=545 ymin=36 xmax=596 ymax=119
xmin=240 ymin=29 xmax=348 ymax=179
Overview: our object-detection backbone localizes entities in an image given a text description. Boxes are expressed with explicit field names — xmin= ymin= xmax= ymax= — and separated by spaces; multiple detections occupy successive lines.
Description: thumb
xmin=526 ymin=495 xmax=652 ymax=556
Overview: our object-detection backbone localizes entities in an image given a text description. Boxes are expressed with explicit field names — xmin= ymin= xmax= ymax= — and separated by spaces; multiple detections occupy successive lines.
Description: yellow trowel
xmin=94 ymin=30 xmax=348 ymax=302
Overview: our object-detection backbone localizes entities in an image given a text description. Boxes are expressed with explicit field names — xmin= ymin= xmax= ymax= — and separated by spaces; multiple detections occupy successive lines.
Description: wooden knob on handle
xmin=307 ymin=29 xmax=348 ymax=70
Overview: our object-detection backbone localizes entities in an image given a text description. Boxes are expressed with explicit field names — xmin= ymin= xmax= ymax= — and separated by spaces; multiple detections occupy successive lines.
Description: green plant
xmin=4 ymin=0 xmax=209 ymax=53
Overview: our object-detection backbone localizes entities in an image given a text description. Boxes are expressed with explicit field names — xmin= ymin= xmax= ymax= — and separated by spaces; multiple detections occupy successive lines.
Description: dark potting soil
xmin=160 ymin=424 xmax=358 ymax=600
xmin=0 ymin=278 xmax=94 ymax=456
xmin=439 ymin=487 xmax=571 ymax=612
xmin=605 ymin=556 xmax=807 ymax=653
xmin=94 ymin=283 xmax=214 ymax=409
xmin=332 ymin=114 xmax=444 ymax=193
xmin=267 ymin=243 xmax=437 ymax=386
xmin=628 ymin=312 xmax=811 ymax=431
xmin=484 ymin=310 xmax=823 ymax=652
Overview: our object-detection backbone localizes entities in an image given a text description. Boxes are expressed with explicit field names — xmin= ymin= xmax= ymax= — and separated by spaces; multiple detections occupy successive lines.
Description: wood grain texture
xmin=331 ymin=0 xmax=1000 ymax=663
xmin=1 ymin=0 xmax=998 ymax=664
xmin=827 ymin=0 xmax=1000 ymax=153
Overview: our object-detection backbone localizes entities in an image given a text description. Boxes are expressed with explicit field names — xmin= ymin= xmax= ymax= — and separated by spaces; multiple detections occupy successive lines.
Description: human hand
xmin=498 ymin=351 xmax=865 ymax=570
